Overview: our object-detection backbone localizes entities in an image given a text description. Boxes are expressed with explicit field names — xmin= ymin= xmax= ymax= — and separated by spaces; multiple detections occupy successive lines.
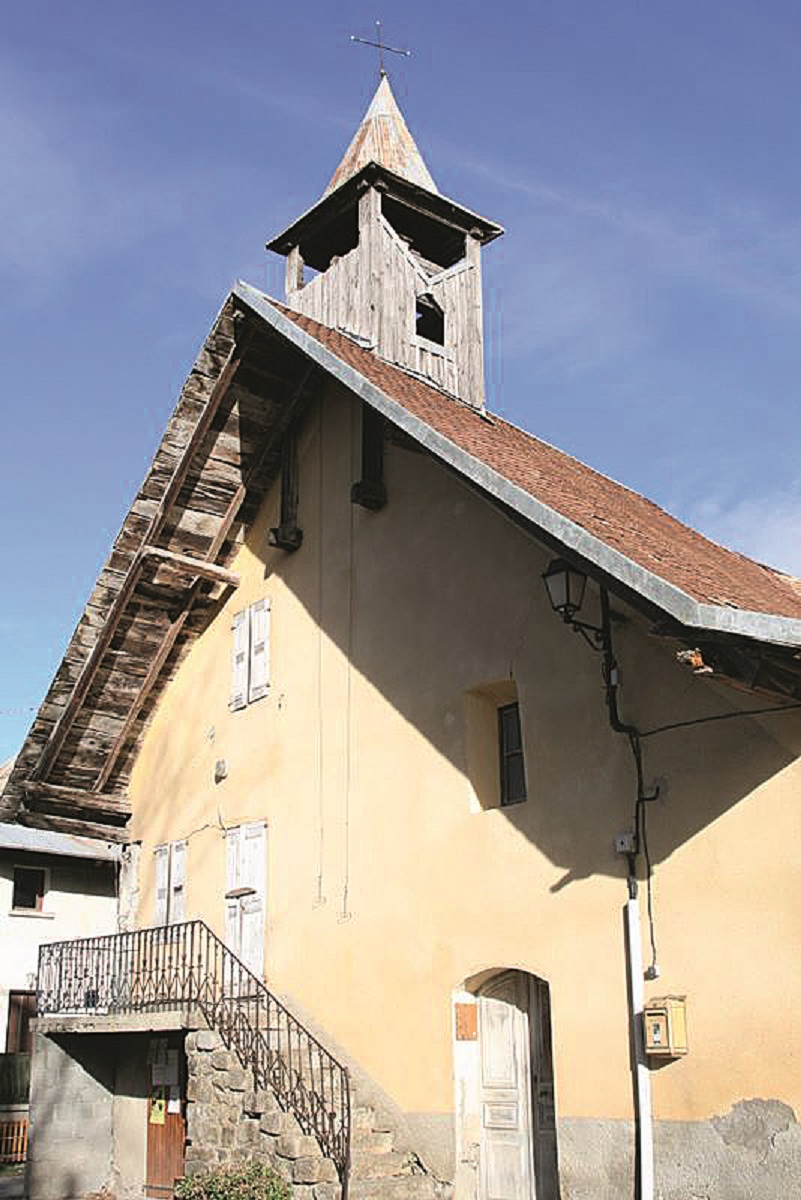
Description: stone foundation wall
xmin=26 ymin=1032 xmax=115 ymax=1200
xmin=558 ymin=1102 xmax=801 ymax=1200
xmin=185 ymin=1030 xmax=339 ymax=1199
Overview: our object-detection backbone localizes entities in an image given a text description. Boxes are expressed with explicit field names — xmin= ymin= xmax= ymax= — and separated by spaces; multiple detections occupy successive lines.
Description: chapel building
xmin=4 ymin=76 xmax=801 ymax=1200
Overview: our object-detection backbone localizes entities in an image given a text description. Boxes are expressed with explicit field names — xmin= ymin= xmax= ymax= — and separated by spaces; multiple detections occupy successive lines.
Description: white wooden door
xmin=479 ymin=972 xmax=535 ymax=1200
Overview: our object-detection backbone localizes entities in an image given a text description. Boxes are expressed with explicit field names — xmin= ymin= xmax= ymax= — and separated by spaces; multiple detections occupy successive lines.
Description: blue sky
xmin=2 ymin=0 xmax=801 ymax=760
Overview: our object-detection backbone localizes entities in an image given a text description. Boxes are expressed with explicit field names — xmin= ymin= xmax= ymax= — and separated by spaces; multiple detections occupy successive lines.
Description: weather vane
xmin=351 ymin=20 xmax=411 ymax=78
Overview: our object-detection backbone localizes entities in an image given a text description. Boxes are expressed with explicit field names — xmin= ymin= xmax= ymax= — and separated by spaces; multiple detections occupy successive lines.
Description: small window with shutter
xmin=229 ymin=600 xmax=271 ymax=710
xmin=154 ymin=840 xmax=188 ymax=926
xmin=170 ymin=840 xmax=187 ymax=924
xmin=230 ymin=609 xmax=250 ymax=711
xmin=154 ymin=845 xmax=170 ymax=925
xmin=248 ymin=599 xmax=271 ymax=703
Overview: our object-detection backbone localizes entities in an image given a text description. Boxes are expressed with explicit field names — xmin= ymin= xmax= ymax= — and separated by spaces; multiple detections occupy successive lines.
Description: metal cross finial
xmin=351 ymin=20 xmax=410 ymax=78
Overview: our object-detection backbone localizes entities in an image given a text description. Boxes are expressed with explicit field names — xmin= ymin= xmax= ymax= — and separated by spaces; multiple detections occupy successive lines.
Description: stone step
xmin=352 ymin=1105 xmax=376 ymax=1132
xmin=351 ymin=1129 xmax=394 ymax=1154
xmin=277 ymin=1132 xmax=321 ymax=1160
xmin=259 ymin=1108 xmax=301 ymax=1138
xmin=310 ymin=1178 xmax=437 ymax=1200
xmin=350 ymin=1151 xmax=413 ymax=1181
xmin=346 ymin=1178 xmax=438 ymax=1200
xmin=291 ymin=1155 xmax=339 ymax=1186
xmin=352 ymin=1104 xmax=393 ymax=1134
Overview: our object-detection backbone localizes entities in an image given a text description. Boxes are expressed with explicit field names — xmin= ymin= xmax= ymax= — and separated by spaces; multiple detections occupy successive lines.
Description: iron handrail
xmin=36 ymin=919 xmax=350 ymax=1193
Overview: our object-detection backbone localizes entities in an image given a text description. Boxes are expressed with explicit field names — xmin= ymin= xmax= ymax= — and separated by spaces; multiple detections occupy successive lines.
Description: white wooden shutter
xmin=229 ymin=609 xmax=250 ymax=711
xmin=240 ymin=823 xmax=266 ymax=977
xmin=154 ymin=845 xmax=169 ymax=926
xmin=248 ymin=599 xmax=270 ymax=703
xmin=170 ymin=840 xmax=187 ymax=924
xmin=241 ymin=895 xmax=264 ymax=978
xmin=225 ymin=899 xmax=240 ymax=957
xmin=240 ymin=822 xmax=266 ymax=893
xmin=226 ymin=825 xmax=241 ymax=892
xmin=225 ymin=826 xmax=242 ymax=954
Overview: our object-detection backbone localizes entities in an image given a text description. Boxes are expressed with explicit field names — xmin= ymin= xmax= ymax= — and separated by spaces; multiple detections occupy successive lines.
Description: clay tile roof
xmin=271 ymin=301 xmax=801 ymax=624
xmin=325 ymin=76 xmax=438 ymax=196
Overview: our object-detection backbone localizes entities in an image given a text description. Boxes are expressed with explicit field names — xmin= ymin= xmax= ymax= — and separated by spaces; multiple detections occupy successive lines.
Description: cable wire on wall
xmin=315 ymin=401 xmax=326 ymax=907
xmin=340 ymin=406 xmax=357 ymax=922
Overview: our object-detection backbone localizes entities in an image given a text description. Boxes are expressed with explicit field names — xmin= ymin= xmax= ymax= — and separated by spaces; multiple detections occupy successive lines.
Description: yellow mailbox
xmin=644 ymin=995 xmax=688 ymax=1059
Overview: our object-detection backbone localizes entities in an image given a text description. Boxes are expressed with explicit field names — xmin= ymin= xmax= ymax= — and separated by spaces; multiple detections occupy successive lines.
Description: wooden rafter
xmin=93 ymin=359 xmax=321 ymax=792
xmin=19 ymin=810 xmax=129 ymax=844
xmin=142 ymin=546 xmax=240 ymax=588
xmin=23 ymin=781 xmax=130 ymax=820
xmin=32 ymin=322 xmax=252 ymax=787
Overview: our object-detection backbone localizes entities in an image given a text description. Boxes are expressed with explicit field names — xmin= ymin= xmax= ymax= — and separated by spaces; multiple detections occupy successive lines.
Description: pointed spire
xmin=325 ymin=76 xmax=438 ymax=196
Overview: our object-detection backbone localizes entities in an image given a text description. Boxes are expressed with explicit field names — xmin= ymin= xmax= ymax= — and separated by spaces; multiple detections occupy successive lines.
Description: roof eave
xmin=0 ymin=821 xmax=123 ymax=862
xmin=267 ymin=163 xmax=504 ymax=256
xmin=233 ymin=280 xmax=801 ymax=652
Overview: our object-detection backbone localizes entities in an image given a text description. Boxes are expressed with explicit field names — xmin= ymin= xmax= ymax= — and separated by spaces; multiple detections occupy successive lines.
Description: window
xmin=230 ymin=599 xmax=271 ymax=711
xmin=498 ymin=702 xmax=527 ymax=807
xmin=464 ymin=681 xmax=527 ymax=812
xmin=225 ymin=823 xmax=266 ymax=978
xmin=154 ymin=841 xmax=187 ymax=926
xmin=12 ymin=867 xmax=45 ymax=912
xmin=415 ymin=293 xmax=445 ymax=345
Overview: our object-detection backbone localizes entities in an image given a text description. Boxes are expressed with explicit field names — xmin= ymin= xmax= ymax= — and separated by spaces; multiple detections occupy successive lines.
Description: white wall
xmin=0 ymin=852 xmax=117 ymax=1045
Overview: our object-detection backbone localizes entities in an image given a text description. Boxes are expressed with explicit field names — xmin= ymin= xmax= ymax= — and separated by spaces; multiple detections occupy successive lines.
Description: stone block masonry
xmin=184 ymin=1031 xmax=443 ymax=1200
xmin=26 ymin=1033 xmax=116 ymax=1200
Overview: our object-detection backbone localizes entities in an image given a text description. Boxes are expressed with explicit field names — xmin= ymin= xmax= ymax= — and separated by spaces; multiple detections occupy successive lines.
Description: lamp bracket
xmin=565 ymin=616 xmax=606 ymax=651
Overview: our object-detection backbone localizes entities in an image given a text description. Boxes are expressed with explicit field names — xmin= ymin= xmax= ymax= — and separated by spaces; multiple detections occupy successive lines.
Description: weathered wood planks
xmin=18 ymin=810 xmax=130 ymax=844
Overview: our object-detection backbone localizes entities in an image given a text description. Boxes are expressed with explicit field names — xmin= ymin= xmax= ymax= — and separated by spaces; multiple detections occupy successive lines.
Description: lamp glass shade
xmin=543 ymin=558 xmax=587 ymax=617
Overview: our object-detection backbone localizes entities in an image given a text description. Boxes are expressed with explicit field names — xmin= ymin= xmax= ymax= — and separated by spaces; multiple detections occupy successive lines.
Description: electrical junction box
xmin=644 ymin=995 xmax=688 ymax=1059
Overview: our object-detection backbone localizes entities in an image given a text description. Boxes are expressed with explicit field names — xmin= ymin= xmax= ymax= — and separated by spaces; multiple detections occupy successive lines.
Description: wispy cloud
xmin=438 ymin=141 xmax=801 ymax=377
xmin=0 ymin=65 xmax=279 ymax=300
xmin=0 ymin=94 xmax=176 ymax=290
xmin=455 ymin=147 xmax=801 ymax=322
xmin=686 ymin=483 xmax=801 ymax=577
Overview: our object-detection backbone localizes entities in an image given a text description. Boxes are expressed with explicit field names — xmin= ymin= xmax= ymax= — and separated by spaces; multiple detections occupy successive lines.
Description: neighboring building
xmin=0 ymin=821 xmax=118 ymax=1168
xmin=4 ymin=78 xmax=801 ymax=1200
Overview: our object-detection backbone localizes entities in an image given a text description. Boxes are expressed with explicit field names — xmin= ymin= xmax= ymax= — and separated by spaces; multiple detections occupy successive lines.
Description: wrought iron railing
xmin=37 ymin=920 xmax=350 ymax=1194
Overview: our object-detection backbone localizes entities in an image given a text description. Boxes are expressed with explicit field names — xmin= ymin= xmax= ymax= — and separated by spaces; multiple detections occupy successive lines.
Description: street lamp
xmin=542 ymin=558 xmax=605 ymax=649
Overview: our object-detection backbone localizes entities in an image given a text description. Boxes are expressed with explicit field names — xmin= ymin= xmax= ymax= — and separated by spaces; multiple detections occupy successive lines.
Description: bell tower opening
xmin=266 ymin=77 xmax=503 ymax=409
xmin=416 ymin=293 xmax=445 ymax=345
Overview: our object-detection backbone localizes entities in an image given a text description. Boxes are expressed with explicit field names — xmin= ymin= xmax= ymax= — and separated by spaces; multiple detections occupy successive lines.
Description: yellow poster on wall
xmin=150 ymin=1086 xmax=166 ymax=1125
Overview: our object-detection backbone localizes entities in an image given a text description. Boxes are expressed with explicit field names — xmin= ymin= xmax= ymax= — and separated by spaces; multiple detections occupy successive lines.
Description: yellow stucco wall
xmin=129 ymin=382 xmax=801 ymax=1126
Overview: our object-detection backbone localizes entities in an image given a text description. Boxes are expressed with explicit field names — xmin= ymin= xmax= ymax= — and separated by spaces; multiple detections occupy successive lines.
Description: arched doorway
xmin=469 ymin=969 xmax=559 ymax=1199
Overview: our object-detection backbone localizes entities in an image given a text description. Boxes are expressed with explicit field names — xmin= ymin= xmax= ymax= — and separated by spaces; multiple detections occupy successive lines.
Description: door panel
xmin=479 ymin=973 xmax=535 ymax=1200
xmin=529 ymin=977 xmax=559 ymax=1200
xmin=145 ymin=1034 xmax=186 ymax=1198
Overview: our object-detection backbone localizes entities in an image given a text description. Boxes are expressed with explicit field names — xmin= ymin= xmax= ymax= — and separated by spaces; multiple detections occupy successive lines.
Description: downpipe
xmin=625 ymin=870 xmax=654 ymax=1200
xmin=599 ymin=588 xmax=656 ymax=1200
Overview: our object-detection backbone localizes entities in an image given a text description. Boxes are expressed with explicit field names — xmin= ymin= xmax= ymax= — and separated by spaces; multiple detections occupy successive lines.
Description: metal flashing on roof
xmin=233 ymin=280 xmax=801 ymax=651
xmin=0 ymin=821 xmax=122 ymax=862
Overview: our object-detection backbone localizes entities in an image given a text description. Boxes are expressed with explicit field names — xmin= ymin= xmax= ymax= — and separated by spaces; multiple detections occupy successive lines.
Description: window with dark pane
xmin=498 ymin=702 xmax=527 ymax=806
xmin=415 ymin=293 xmax=445 ymax=344
xmin=12 ymin=866 xmax=45 ymax=911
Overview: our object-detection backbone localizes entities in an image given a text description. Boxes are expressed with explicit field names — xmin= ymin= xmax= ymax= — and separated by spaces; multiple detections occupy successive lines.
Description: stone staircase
xmin=185 ymin=1029 xmax=444 ymax=1200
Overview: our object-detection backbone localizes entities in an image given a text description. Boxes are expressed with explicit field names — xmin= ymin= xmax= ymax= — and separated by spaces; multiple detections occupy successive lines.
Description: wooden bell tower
xmin=267 ymin=78 xmax=503 ymax=410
